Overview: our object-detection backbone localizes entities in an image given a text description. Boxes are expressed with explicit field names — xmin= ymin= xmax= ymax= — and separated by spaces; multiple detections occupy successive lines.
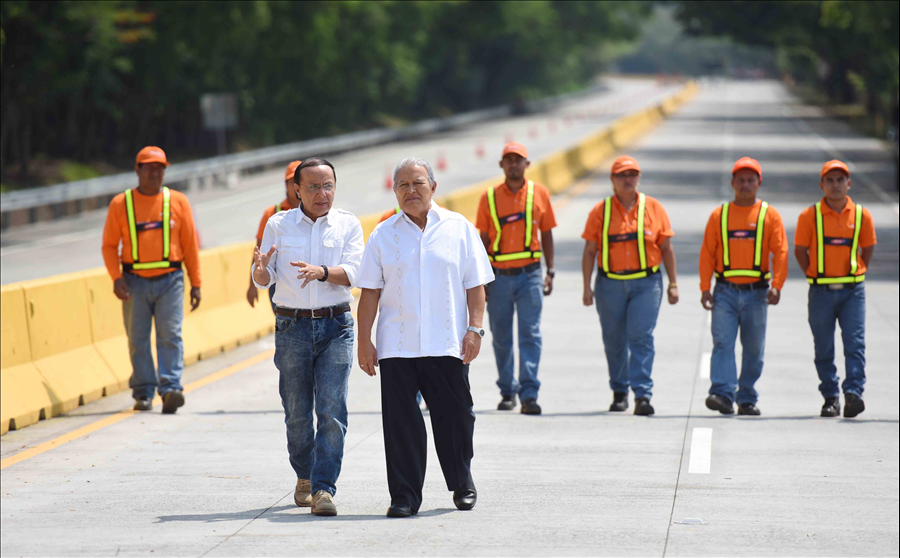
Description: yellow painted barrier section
xmin=0 ymin=81 xmax=698 ymax=435
xmin=0 ymin=285 xmax=53 ymax=435
xmin=24 ymin=272 xmax=120 ymax=415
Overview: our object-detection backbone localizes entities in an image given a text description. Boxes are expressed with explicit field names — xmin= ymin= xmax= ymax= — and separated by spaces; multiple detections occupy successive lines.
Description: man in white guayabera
xmin=252 ymin=157 xmax=364 ymax=517
xmin=357 ymin=157 xmax=494 ymax=518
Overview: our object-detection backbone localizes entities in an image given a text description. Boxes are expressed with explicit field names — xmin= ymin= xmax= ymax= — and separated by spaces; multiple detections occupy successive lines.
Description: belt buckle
xmin=827 ymin=284 xmax=845 ymax=291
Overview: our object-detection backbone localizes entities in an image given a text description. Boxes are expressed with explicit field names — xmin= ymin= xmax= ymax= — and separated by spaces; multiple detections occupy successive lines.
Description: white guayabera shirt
xmin=253 ymin=206 xmax=364 ymax=309
xmin=357 ymin=203 xmax=494 ymax=360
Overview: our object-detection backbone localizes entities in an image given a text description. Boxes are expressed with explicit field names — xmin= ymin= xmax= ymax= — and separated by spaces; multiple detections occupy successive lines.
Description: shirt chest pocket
xmin=280 ymin=237 xmax=308 ymax=265
xmin=322 ymin=237 xmax=344 ymax=267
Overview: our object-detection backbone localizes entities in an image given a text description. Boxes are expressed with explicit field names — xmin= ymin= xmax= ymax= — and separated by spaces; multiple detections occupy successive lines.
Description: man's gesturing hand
xmin=253 ymin=245 xmax=276 ymax=284
xmin=358 ymin=339 xmax=379 ymax=377
xmin=291 ymin=261 xmax=324 ymax=288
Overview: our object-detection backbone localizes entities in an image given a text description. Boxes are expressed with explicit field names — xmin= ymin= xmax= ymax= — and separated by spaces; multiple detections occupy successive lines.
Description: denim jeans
xmin=274 ymin=308 xmax=354 ymax=496
xmin=595 ymin=272 xmax=662 ymax=400
xmin=122 ymin=270 xmax=185 ymax=399
xmin=709 ymin=282 xmax=768 ymax=405
xmin=807 ymin=284 xmax=866 ymax=398
xmin=487 ymin=268 xmax=543 ymax=401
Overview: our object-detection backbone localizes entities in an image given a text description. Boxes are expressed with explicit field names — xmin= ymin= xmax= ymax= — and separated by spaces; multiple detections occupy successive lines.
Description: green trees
xmin=1 ymin=1 xmax=648 ymax=186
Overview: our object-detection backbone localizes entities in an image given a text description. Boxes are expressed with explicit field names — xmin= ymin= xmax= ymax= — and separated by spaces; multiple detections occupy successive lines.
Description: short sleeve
xmin=538 ymin=187 xmax=557 ymax=231
xmin=463 ymin=221 xmax=495 ymax=289
xmin=794 ymin=207 xmax=814 ymax=247
xmin=653 ymin=199 xmax=674 ymax=240
xmin=859 ymin=207 xmax=877 ymax=247
xmin=475 ymin=192 xmax=492 ymax=233
xmin=581 ymin=202 xmax=603 ymax=243
xmin=357 ymin=230 xmax=385 ymax=289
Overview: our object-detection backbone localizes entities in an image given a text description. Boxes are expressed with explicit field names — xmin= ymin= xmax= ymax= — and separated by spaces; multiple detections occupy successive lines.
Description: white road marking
xmin=699 ymin=351 xmax=711 ymax=379
xmin=688 ymin=427 xmax=713 ymax=474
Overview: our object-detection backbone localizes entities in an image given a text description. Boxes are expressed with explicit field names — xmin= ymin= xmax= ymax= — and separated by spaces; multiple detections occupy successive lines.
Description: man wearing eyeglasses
xmin=252 ymin=157 xmax=364 ymax=516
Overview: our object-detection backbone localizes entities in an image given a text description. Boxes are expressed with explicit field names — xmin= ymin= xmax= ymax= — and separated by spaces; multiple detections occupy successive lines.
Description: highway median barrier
xmin=0 ymin=81 xmax=698 ymax=436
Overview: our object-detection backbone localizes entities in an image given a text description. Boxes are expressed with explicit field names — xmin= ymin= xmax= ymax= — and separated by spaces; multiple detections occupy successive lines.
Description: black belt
xmin=718 ymin=279 xmax=769 ymax=291
xmin=493 ymin=262 xmax=541 ymax=276
xmin=275 ymin=303 xmax=351 ymax=319
xmin=124 ymin=267 xmax=181 ymax=281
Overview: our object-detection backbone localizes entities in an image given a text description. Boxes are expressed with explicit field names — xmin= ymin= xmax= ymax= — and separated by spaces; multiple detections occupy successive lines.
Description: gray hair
xmin=392 ymin=157 xmax=435 ymax=188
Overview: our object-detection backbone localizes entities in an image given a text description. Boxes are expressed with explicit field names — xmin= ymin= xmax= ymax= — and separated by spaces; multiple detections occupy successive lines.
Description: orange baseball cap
xmin=820 ymin=159 xmax=849 ymax=178
xmin=732 ymin=157 xmax=762 ymax=179
xmin=135 ymin=146 xmax=169 ymax=169
xmin=285 ymin=160 xmax=303 ymax=181
xmin=610 ymin=155 xmax=641 ymax=176
xmin=502 ymin=142 xmax=528 ymax=159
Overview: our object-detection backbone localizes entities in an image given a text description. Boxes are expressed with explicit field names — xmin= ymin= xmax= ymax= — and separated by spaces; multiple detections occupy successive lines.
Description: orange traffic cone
xmin=475 ymin=143 xmax=485 ymax=159
xmin=384 ymin=169 xmax=393 ymax=191
xmin=436 ymin=152 xmax=447 ymax=172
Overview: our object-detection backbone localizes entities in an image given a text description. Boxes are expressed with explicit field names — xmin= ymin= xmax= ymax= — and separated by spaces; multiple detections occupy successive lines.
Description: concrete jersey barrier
xmin=0 ymin=82 xmax=698 ymax=435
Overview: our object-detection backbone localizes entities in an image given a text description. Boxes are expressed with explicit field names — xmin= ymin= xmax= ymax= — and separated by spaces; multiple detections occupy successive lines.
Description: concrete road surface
xmin=1 ymin=80 xmax=898 ymax=556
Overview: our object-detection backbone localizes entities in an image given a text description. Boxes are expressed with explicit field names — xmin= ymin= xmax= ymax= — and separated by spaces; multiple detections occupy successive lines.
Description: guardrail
xmin=0 ymin=84 xmax=610 ymax=229
xmin=0 ymin=82 xmax=699 ymax=435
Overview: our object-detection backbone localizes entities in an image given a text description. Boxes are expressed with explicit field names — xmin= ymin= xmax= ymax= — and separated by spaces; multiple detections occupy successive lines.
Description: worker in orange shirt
xmin=101 ymin=146 xmax=201 ymax=414
xmin=247 ymin=160 xmax=302 ymax=312
xmin=795 ymin=160 xmax=876 ymax=418
xmin=378 ymin=206 xmax=400 ymax=223
xmin=699 ymin=157 xmax=787 ymax=416
xmin=476 ymin=142 xmax=556 ymax=415
xmin=581 ymin=156 xmax=679 ymax=416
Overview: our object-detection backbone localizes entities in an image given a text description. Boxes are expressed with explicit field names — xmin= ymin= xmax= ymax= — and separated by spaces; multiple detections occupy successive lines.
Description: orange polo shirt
xmin=581 ymin=194 xmax=674 ymax=273
xmin=475 ymin=181 xmax=557 ymax=269
xmin=698 ymin=201 xmax=788 ymax=291
xmin=378 ymin=207 xmax=400 ymax=224
xmin=102 ymin=188 xmax=201 ymax=286
xmin=794 ymin=196 xmax=876 ymax=279
xmin=255 ymin=199 xmax=292 ymax=243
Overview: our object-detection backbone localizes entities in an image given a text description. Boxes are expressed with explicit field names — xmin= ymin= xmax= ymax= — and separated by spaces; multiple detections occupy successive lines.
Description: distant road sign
xmin=200 ymin=93 xmax=238 ymax=131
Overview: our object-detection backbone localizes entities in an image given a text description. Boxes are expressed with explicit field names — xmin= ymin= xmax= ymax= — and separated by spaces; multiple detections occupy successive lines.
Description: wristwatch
xmin=546 ymin=268 xmax=556 ymax=278
xmin=467 ymin=326 xmax=485 ymax=338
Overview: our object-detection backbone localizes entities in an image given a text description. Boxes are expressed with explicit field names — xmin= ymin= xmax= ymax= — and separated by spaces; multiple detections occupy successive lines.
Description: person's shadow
xmin=156 ymin=504 xmax=456 ymax=524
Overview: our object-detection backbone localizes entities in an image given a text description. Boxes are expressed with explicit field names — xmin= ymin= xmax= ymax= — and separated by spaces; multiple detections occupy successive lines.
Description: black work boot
xmin=497 ymin=395 xmax=516 ymax=411
xmin=609 ymin=392 xmax=629 ymax=412
xmin=634 ymin=397 xmax=655 ymax=416
xmin=520 ymin=398 xmax=542 ymax=415
xmin=737 ymin=402 xmax=761 ymax=416
xmin=843 ymin=393 xmax=865 ymax=418
xmin=820 ymin=397 xmax=840 ymax=417
xmin=161 ymin=390 xmax=185 ymax=414
xmin=133 ymin=398 xmax=153 ymax=411
xmin=705 ymin=394 xmax=734 ymax=415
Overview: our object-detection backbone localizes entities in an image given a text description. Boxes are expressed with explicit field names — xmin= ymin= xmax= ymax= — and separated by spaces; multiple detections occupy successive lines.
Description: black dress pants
xmin=380 ymin=356 xmax=476 ymax=512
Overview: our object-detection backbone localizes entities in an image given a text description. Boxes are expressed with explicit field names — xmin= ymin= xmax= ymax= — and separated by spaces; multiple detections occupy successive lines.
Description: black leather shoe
xmin=705 ymin=394 xmax=734 ymax=415
xmin=453 ymin=487 xmax=477 ymax=510
xmin=843 ymin=393 xmax=865 ymax=418
xmin=737 ymin=403 xmax=761 ymax=416
xmin=609 ymin=392 xmax=628 ymax=412
xmin=821 ymin=397 xmax=841 ymax=417
xmin=133 ymin=398 xmax=153 ymax=411
xmin=520 ymin=398 xmax=541 ymax=415
xmin=634 ymin=397 xmax=655 ymax=416
xmin=497 ymin=395 xmax=516 ymax=411
xmin=386 ymin=505 xmax=416 ymax=518
xmin=161 ymin=390 xmax=185 ymax=414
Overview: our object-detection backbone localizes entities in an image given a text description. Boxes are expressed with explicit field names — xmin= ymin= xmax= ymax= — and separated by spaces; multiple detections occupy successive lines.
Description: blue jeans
xmin=122 ymin=270 xmax=185 ymax=399
xmin=595 ymin=273 xmax=662 ymax=400
xmin=487 ymin=268 xmax=543 ymax=401
xmin=274 ymin=308 xmax=354 ymax=496
xmin=807 ymin=284 xmax=866 ymax=398
xmin=709 ymin=282 xmax=768 ymax=405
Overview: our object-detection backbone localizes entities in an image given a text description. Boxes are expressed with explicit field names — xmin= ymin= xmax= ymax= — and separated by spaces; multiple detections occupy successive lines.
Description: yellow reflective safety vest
xmin=600 ymin=193 xmax=659 ymax=280
xmin=716 ymin=201 xmax=771 ymax=280
xmin=808 ymin=201 xmax=865 ymax=285
xmin=487 ymin=180 xmax=542 ymax=263
xmin=275 ymin=202 xmax=285 ymax=213
xmin=123 ymin=187 xmax=178 ymax=272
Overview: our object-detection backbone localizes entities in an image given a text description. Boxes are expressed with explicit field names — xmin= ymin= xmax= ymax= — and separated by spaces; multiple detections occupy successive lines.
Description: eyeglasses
xmin=304 ymin=183 xmax=335 ymax=193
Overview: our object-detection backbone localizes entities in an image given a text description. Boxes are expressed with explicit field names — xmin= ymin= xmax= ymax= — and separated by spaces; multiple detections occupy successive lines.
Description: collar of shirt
xmin=393 ymin=202 xmax=443 ymax=231
xmin=819 ymin=195 xmax=854 ymax=217
xmin=296 ymin=203 xmax=331 ymax=225
xmin=612 ymin=194 xmax=640 ymax=222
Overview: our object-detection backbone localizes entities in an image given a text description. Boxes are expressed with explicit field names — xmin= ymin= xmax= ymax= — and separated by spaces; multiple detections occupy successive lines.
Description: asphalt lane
xmin=0 ymin=77 xmax=680 ymax=285
xmin=1 ymin=80 xmax=897 ymax=556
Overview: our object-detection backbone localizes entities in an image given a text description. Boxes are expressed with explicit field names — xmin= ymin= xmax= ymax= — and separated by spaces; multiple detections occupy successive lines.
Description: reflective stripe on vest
xmin=486 ymin=180 xmax=542 ymax=262
xmin=717 ymin=201 xmax=772 ymax=280
xmin=124 ymin=187 xmax=174 ymax=270
xmin=600 ymin=193 xmax=659 ymax=280
xmin=808 ymin=201 xmax=865 ymax=285
xmin=275 ymin=202 xmax=284 ymax=213
xmin=395 ymin=207 xmax=401 ymax=214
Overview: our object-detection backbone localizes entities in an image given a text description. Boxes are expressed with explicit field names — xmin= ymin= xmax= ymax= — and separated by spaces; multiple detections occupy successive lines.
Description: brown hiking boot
xmin=294 ymin=479 xmax=312 ymax=507
xmin=311 ymin=490 xmax=337 ymax=516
